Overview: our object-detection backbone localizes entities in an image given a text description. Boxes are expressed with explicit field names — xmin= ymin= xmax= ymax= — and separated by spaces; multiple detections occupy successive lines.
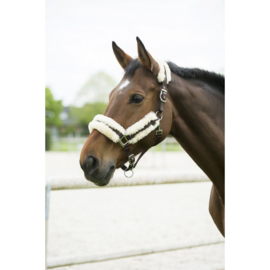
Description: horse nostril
xmin=83 ymin=155 xmax=99 ymax=174
xmin=87 ymin=157 xmax=94 ymax=168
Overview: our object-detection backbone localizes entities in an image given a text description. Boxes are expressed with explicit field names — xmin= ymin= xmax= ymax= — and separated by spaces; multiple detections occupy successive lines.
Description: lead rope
xmin=120 ymin=78 xmax=168 ymax=177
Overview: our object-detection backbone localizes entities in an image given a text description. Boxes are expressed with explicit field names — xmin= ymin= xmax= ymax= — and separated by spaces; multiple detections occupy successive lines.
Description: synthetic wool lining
xmin=155 ymin=58 xmax=171 ymax=84
xmin=90 ymin=114 xmax=126 ymax=135
xmin=88 ymin=112 xmax=160 ymax=145
xmin=88 ymin=121 xmax=120 ymax=143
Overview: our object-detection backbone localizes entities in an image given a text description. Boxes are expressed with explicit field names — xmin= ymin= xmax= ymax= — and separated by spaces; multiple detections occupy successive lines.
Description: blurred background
xmin=46 ymin=0 xmax=224 ymax=269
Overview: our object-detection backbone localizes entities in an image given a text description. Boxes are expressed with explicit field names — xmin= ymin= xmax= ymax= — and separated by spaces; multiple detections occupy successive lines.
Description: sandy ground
xmin=46 ymin=151 xmax=224 ymax=269
xmin=52 ymin=243 xmax=224 ymax=270
xmin=47 ymin=182 xmax=224 ymax=269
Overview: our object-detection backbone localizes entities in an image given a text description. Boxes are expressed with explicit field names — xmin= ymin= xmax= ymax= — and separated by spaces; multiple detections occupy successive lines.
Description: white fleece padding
xmin=88 ymin=121 xmax=120 ymax=143
xmin=129 ymin=121 xmax=159 ymax=144
xmin=155 ymin=58 xmax=171 ymax=84
xmin=88 ymin=112 xmax=160 ymax=145
xmin=90 ymin=114 xmax=126 ymax=135
xmin=126 ymin=112 xmax=160 ymax=144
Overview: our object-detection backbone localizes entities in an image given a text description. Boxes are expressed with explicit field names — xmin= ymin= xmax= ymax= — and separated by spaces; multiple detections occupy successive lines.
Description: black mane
xmin=125 ymin=59 xmax=224 ymax=93
xmin=167 ymin=61 xmax=224 ymax=93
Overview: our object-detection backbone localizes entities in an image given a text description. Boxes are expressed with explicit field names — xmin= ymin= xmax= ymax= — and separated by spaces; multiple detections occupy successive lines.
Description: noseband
xmin=88 ymin=60 xmax=171 ymax=177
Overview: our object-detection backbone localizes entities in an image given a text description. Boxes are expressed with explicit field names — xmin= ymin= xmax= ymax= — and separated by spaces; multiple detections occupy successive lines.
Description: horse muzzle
xmin=80 ymin=154 xmax=115 ymax=186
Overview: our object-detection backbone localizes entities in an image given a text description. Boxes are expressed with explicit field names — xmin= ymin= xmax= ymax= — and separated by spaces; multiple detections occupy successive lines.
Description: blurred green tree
xmin=70 ymin=102 xmax=107 ymax=134
xmin=67 ymin=71 xmax=116 ymax=134
xmin=73 ymin=71 xmax=117 ymax=107
xmin=45 ymin=87 xmax=63 ymax=127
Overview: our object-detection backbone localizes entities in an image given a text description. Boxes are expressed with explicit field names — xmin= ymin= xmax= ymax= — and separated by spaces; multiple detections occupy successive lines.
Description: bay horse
xmin=80 ymin=37 xmax=225 ymax=236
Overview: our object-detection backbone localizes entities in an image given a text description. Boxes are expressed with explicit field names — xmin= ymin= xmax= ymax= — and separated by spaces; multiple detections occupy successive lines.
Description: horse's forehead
xmin=118 ymin=79 xmax=131 ymax=90
xmin=131 ymin=68 xmax=157 ymax=85
xmin=118 ymin=71 xmax=155 ymax=91
xmin=110 ymin=69 xmax=157 ymax=101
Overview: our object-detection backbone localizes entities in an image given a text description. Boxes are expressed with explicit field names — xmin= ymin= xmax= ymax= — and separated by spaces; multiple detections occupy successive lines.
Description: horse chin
xmin=85 ymin=165 xmax=115 ymax=187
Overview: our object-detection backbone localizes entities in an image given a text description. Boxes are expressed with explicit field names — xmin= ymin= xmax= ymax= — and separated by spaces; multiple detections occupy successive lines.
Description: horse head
xmin=80 ymin=37 xmax=173 ymax=186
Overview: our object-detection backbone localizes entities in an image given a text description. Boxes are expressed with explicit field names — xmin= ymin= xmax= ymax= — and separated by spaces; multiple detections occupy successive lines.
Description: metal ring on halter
xmin=160 ymin=89 xmax=167 ymax=103
xmin=155 ymin=111 xmax=163 ymax=120
xmin=124 ymin=169 xmax=134 ymax=178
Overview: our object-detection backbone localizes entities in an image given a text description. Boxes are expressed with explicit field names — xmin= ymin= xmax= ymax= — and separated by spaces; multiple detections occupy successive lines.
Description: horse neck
xmin=167 ymin=73 xmax=224 ymax=202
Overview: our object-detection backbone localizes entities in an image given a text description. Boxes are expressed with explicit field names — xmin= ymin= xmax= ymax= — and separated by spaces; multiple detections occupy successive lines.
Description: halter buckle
xmin=128 ymin=154 xmax=135 ymax=167
xmin=119 ymin=135 xmax=129 ymax=148
xmin=160 ymin=89 xmax=167 ymax=103
xmin=156 ymin=126 xmax=163 ymax=137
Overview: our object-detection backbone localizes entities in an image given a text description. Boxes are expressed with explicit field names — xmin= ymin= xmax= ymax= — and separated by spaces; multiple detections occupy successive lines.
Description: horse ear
xmin=136 ymin=37 xmax=159 ymax=77
xmin=112 ymin=41 xmax=133 ymax=69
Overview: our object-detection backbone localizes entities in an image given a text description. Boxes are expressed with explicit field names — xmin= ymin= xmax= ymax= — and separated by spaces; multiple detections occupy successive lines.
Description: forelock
xmin=124 ymin=58 xmax=142 ymax=77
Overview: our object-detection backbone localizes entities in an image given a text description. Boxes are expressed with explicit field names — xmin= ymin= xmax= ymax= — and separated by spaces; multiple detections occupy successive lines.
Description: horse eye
xmin=129 ymin=94 xmax=144 ymax=104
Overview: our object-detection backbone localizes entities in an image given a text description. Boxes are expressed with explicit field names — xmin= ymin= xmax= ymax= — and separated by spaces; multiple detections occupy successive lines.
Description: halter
xmin=88 ymin=60 xmax=171 ymax=177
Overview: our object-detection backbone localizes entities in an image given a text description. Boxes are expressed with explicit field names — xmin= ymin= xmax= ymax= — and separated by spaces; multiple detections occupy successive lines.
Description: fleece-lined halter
xmin=88 ymin=59 xmax=171 ymax=177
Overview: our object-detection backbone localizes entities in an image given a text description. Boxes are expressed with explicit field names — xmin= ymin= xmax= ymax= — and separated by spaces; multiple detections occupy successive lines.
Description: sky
xmin=46 ymin=0 xmax=224 ymax=106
